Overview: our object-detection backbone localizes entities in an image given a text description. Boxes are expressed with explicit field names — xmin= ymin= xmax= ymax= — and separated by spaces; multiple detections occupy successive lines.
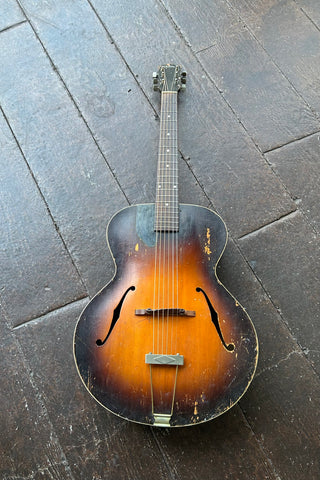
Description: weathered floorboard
xmin=0 ymin=22 xmax=127 ymax=296
xmin=228 ymin=0 xmax=320 ymax=116
xmin=0 ymin=308 xmax=74 ymax=479
xmin=161 ymin=0 xmax=320 ymax=152
xmin=239 ymin=211 xmax=320 ymax=374
xmin=152 ymin=407 xmax=276 ymax=480
xmin=240 ymin=352 xmax=320 ymax=480
xmin=17 ymin=0 xmax=207 ymax=210
xmin=266 ymin=132 xmax=320 ymax=232
xmin=0 ymin=109 xmax=85 ymax=326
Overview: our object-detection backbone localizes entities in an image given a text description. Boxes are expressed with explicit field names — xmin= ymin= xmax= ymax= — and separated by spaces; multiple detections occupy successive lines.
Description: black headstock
xmin=153 ymin=64 xmax=187 ymax=93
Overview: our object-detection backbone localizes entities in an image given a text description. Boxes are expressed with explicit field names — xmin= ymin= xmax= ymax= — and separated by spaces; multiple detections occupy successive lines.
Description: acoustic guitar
xmin=74 ymin=64 xmax=258 ymax=427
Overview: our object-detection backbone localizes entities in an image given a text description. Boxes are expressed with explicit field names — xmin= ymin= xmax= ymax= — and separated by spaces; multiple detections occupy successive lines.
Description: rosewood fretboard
xmin=154 ymin=91 xmax=179 ymax=232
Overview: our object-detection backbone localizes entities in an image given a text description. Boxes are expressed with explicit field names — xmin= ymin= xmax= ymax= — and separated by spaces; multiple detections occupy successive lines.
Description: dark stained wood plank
xmin=18 ymin=0 xmax=208 ymax=211
xmin=240 ymin=352 xmax=320 ymax=480
xmin=0 ymin=110 xmax=85 ymax=327
xmin=228 ymin=0 xmax=320 ymax=115
xmin=14 ymin=300 xmax=173 ymax=480
xmin=266 ymin=132 xmax=320 ymax=232
xmin=0 ymin=0 xmax=25 ymax=32
xmin=239 ymin=211 xmax=320 ymax=374
xmin=162 ymin=0 xmax=320 ymax=152
xmin=0 ymin=308 xmax=73 ymax=479
xmin=0 ymin=23 xmax=128 ymax=296
xmin=152 ymin=407 xmax=276 ymax=480
xmin=217 ymin=239 xmax=299 ymax=375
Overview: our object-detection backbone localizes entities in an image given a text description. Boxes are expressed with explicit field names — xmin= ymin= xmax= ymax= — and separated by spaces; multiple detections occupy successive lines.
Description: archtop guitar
xmin=74 ymin=64 xmax=258 ymax=427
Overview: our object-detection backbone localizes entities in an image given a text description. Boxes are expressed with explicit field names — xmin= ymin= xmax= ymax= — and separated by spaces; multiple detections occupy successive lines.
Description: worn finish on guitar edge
xmin=74 ymin=204 xmax=258 ymax=426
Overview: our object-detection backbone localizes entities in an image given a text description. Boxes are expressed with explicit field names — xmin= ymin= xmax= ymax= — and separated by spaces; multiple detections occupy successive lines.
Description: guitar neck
xmin=154 ymin=91 xmax=179 ymax=232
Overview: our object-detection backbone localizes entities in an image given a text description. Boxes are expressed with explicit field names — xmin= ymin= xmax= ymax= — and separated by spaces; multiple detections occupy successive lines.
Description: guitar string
xmin=166 ymin=90 xmax=171 ymax=355
xmin=170 ymin=90 xmax=175 ymax=355
xmin=159 ymin=82 xmax=168 ymax=355
xmin=153 ymin=83 xmax=166 ymax=355
xmin=152 ymin=77 xmax=180 ymax=414
xmin=174 ymin=91 xmax=179 ymax=356
xmin=163 ymin=87 xmax=170 ymax=355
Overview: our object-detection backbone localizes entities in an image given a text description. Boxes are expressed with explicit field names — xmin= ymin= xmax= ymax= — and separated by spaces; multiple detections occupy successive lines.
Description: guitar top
xmin=73 ymin=64 xmax=258 ymax=427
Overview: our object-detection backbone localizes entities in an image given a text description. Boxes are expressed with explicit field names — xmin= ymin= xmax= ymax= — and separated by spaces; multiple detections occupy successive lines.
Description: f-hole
xmin=196 ymin=287 xmax=234 ymax=352
xmin=96 ymin=286 xmax=135 ymax=346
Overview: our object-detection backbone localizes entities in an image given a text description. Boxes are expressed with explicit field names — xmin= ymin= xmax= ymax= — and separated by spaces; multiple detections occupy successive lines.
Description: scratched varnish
xmin=0 ymin=0 xmax=319 ymax=478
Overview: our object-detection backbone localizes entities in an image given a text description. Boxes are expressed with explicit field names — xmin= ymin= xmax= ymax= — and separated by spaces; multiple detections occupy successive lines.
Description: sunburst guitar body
xmin=74 ymin=65 xmax=258 ymax=427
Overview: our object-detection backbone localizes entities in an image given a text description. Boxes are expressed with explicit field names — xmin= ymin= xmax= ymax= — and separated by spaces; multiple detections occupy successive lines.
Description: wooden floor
xmin=1 ymin=0 xmax=319 ymax=478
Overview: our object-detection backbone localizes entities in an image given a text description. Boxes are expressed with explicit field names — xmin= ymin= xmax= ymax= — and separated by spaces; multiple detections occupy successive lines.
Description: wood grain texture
xmin=152 ymin=408 xmax=276 ymax=479
xmin=162 ymin=0 xmax=320 ymax=152
xmin=239 ymin=211 xmax=320 ymax=374
xmin=17 ymin=0 xmax=207 ymax=209
xmin=266 ymin=132 xmax=320 ymax=232
xmin=228 ymin=0 xmax=320 ymax=115
xmin=87 ymin=0 xmax=296 ymax=238
xmin=0 ymin=110 xmax=85 ymax=326
xmin=0 ymin=308 xmax=73 ymax=479
xmin=0 ymin=22 xmax=127 ymax=296
xmin=240 ymin=352 xmax=320 ymax=480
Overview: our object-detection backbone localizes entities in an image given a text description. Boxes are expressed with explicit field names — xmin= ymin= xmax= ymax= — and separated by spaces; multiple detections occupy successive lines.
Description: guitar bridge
xmin=136 ymin=308 xmax=195 ymax=317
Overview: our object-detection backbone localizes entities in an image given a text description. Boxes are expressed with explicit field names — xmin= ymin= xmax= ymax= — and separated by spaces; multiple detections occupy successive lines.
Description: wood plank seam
xmin=224 ymin=0 xmax=320 ymax=125
xmin=150 ymin=429 xmax=180 ymax=480
xmin=156 ymin=0 xmax=269 ymax=157
xmin=293 ymin=0 xmax=320 ymax=34
xmin=263 ymin=129 xmax=320 ymax=154
xmin=16 ymin=0 xmax=131 ymax=207
xmin=0 ymin=19 xmax=27 ymax=34
xmin=86 ymin=0 xmax=161 ymax=117
xmin=234 ymin=236 xmax=320 ymax=383
xmin=0 ymin=104 xmax=88 ymax=295
xmin=237 ymin=404 xmax=283 ymax=480
xmin=160 ymin=0 xmax=320 ymax=154
xmin=8 ymin=319 xmax=76 ymax=479
xmin=12 ymin=297 xmax=90 ymax=331
xmin=238 ymin=211 xmax=299 ymax=240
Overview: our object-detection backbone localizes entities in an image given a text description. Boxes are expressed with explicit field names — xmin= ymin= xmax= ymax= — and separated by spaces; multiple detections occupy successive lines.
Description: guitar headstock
xmin=153 ymin=64 xmax=187 ymax=93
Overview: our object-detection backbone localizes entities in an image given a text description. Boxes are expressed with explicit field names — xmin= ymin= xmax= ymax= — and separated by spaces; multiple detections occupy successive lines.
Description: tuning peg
xmin=152 ymin=72 xmax=158 ymax=78
xmin=181 ymin=71 xmax=187 ymax=78
xmin=180 ymin=84 xmax=186 ymax=91
xmin=153 ymin=84 xmax=160 ymax=91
